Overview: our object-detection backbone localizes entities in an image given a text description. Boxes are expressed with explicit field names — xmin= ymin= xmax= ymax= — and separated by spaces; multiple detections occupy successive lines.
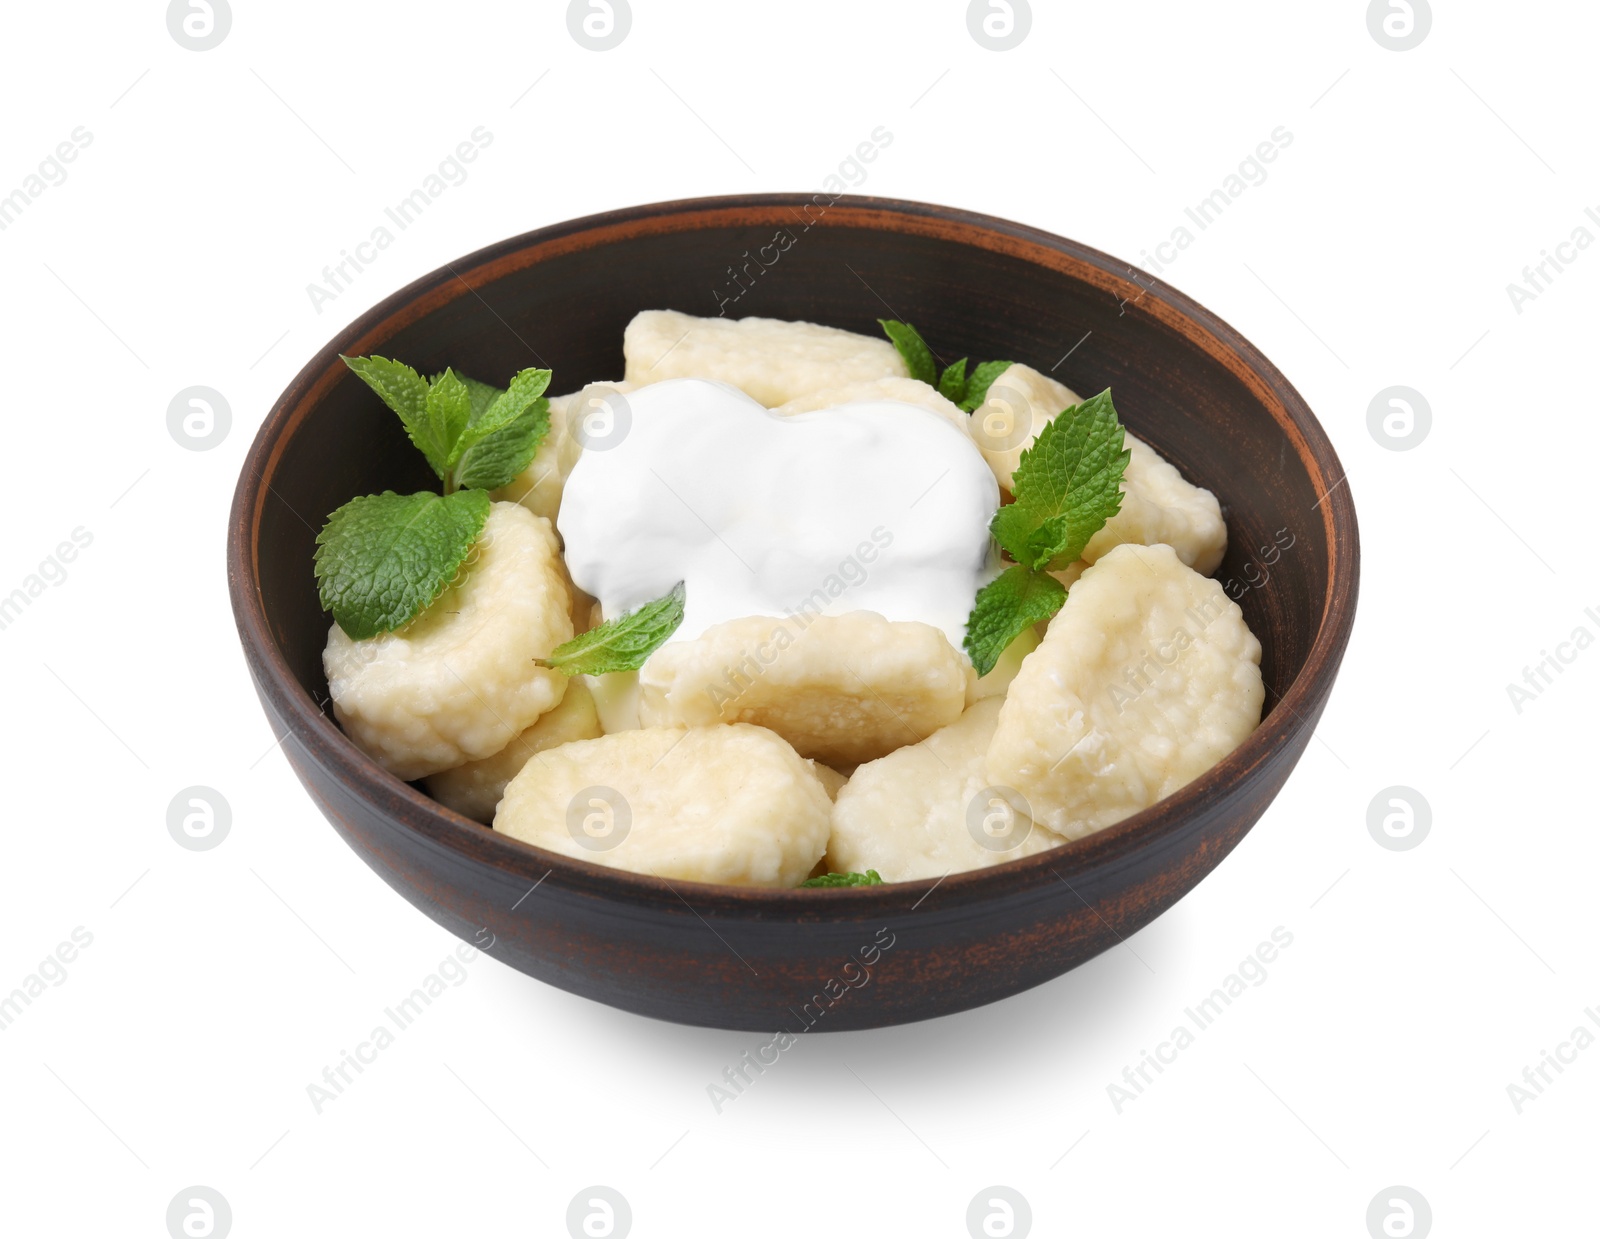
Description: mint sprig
xmin=959 ymin=359 xmax=1014 ymax=414
xmin=342 ymin=355 xmax=550 ymax=493
xmin=879 ymin=320 xmax=1014 ymax=414
xmin=990 ymin=390 xmax=1129 ymax=571
xmin=315 ymin=490 xmax=491 ymax=640
xmin=454 ymin=369 xmax=552 ymax=492
xmin=961 ymin=388 xmax=1130 ymax=675
xmin=314 ymin=357 xmax=555 ymax=640
xmin=799 ymin=870 xmax=884 ymax=888
xmin=542 ymin=582 xmax=686 ymax=676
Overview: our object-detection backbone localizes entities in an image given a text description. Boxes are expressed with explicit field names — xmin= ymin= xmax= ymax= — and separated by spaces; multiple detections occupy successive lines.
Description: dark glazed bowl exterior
xmin=227 ymin=195 xmax=1358 ymax=1031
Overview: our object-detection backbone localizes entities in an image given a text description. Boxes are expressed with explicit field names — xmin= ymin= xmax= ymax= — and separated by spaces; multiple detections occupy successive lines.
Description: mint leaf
xmin=543 ymin=582 xmax=686 ymax=675
xmin=452 ymin=370 xmax=551 ymax=491
xmin=455 ymin=374 xmax=502 ymax=423
xmin=959 ymin=359 xmax=1013 ymax=413
xmin=799 ymin=870 xmax=884 ymax=888
xmin=455 ymin=400 xmax=550 ymax=492
xmin=425 ymin=368 xmax=553 ymax=491
xmin=877 ymin=322 xmax=1016 ymax=411
xmin=454 ymin=368 xmax=551 ymax=458
xmin=424 ymin=369 xmax=472 ymax=482
xmin=937 ymin=357 xmax=969 ymax=403
xmin=314 ymin=490 xmax=490 ymax=640
xmin=341 ymin=355 xmax=444 ymax=475
xmin=963 ymin=565 xmax=1065 ymax=677
xmin=879 ymin=319 xmax=936 ymax=386
xmin=990 ymin=389 xmax=1129 ymax=571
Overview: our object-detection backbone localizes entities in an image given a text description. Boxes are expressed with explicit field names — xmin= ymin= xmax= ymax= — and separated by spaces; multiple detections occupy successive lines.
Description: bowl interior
xmin=254 ymin=199 xmax=1334 ymax=773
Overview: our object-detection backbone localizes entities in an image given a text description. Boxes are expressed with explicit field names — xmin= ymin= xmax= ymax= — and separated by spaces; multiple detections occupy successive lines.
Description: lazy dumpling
xmin=323 ymin=503 xmax=573 ymax=780
xmin=827 ymin=697 xmax=1068 ymax=882
xmin=494 ymin=724 xmax=832 ymax=888
xmin=637 ymin=611 xmax=972 ymax=767
xmin=986 ymin=543 xmax=1263 ymax=839
xmin=623 ymin=310 xmax=907 ymax=407
xmin=971 ymin=363 xmax=1226 ymax=574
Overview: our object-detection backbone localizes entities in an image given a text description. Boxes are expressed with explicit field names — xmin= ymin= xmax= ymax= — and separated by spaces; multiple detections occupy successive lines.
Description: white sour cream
xmin=556 ymin=379 xmax=999 ymax=651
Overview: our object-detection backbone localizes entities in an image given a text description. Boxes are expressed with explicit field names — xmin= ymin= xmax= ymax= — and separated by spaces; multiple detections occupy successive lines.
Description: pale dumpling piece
xmin=1085 ymin=435 xmax=1227 ymax=576
xmin=493 ymin=381 xmax=635 ymax=522
xmin=323 ymin=503 xmax=573 ymax=780
xmin=969 ymin=363 xmax=1084 ymax=490
xmin=582 ymin=670 xmax=642 ymax=734
xmin=971 ymin=363 xmax=1226 ymax=575
xmin=986 ymin=543 xmax=1263 ymax=839
xmin=772 ymin=377 xmax=970 ymax=436
xmin=425 ymin=678 xmax=602 ymax=823
xmin=637 ymin=611 xmax=972 ymax=767
xmin=494 ymin=725 xmax=832 ymax=887
xmin=623 ymin=310 xmax=906 ymax=407
xmin=828 ymin=698 xmax=1069 ymax=882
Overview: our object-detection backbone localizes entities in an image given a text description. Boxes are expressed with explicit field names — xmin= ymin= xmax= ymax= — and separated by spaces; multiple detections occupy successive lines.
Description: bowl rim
xmin=227 ymin=192 xmax=1359 ymax=917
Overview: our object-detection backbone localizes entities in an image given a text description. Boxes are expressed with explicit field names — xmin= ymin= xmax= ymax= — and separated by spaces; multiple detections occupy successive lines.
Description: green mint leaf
xmin=962 ymin=565 xmax=1066 ymax=677
xmin=959 ymin=359 xmax=1014 ymax=413
xmin=454 ymin=368 xmax=552 ymax=458
xmin=429 ymin=369 xmax=554 ymax=491
xmin=799 ymin=870 xmax=884 ymax=888
xmin=454 ymin=374 xmax=503 ymax=423
xmin=425 ymin=369 xmax=473 ymax=479
xmin=878 ymin=319 xmax=937 ymax=386
xmin=542 ymin=582 xmax=686 ymax=676
xmin=341 ymin=355 xmax=446 ymax=478
xmin=313 ymin=489 xmax=491 ymax=640
xmin=937 ymin=357 xmax=969 ymax=403
xmin=989 ymin=389 xmax=1129 ymax=570
xmin=455 ymin=398 xmax=551 ymax=492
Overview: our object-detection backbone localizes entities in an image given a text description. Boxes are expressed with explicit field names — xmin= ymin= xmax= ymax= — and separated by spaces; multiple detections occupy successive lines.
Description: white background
xmin=1 ymin=1 xmax=1594 ymax=1235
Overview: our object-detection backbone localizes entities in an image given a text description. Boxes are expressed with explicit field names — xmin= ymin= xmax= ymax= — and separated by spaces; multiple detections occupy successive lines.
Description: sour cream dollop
xmin=557 ymin=379 xmax=999 ymax=650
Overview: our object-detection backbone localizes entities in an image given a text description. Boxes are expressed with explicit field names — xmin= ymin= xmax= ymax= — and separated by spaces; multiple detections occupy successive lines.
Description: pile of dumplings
xmin=323 ymin=311 xmax=1264 ymax=887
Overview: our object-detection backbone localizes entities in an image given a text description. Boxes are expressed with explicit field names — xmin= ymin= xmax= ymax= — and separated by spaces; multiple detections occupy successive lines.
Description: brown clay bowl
xmin=227 ymin=194 xmax=1358 ymax=1031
